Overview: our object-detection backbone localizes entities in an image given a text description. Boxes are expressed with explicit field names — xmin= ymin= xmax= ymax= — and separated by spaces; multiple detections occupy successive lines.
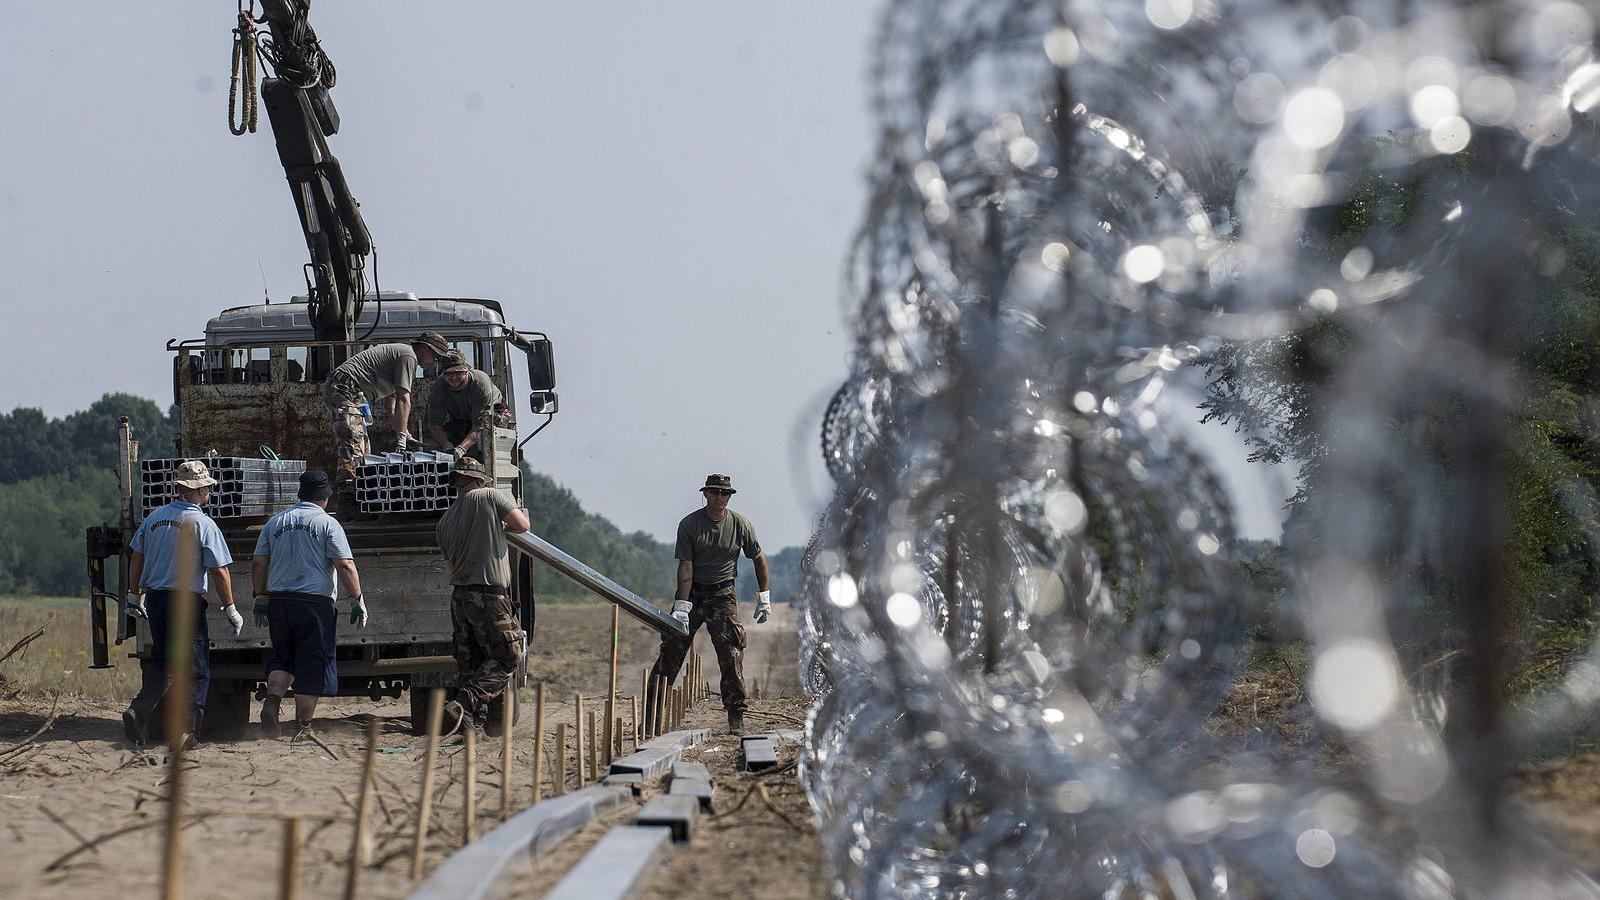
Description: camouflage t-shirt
xmin=426 ymin=369 xmax=503 ymax=429
xmin=436 ymin=487 xmax=519 ymax=588
xmin=675 ymin=509 xmax=761 ymax=585
xmin=333 ymin=344 xmax=417 ymax=400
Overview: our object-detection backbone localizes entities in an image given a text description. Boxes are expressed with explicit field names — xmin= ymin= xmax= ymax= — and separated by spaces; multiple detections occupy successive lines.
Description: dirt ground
xmin=0 ymin=599 xmax=817 ymax=900
xmin=508 ymin=695 xmax=821 ymax=899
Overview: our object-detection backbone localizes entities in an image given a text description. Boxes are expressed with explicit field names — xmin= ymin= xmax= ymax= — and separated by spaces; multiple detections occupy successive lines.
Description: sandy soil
xmin=0 ymin=601 xmax=819 ymax=900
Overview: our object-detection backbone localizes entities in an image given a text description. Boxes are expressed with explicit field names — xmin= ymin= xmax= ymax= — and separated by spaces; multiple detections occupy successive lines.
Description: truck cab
xmin=102 ymin=294 xmax=556 ymax=736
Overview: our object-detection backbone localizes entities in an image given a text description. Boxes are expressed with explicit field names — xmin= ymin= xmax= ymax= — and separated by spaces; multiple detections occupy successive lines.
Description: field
xmin=0 ymin=595 xmax=817 ymax=900
xmin=0 ymin=597 xmax=140 ymax=702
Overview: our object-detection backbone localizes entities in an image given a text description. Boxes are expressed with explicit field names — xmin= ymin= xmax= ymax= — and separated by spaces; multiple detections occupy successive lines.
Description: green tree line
xmin=1199 ymin=143 xmax=1599 ymax=691
xmin=0 ymin=395 xmax=802 ymax=604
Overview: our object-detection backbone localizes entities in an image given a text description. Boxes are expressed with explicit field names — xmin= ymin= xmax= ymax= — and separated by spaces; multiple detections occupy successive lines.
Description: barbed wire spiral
xmin=800 ymin=1 xmax=1600 ymax=897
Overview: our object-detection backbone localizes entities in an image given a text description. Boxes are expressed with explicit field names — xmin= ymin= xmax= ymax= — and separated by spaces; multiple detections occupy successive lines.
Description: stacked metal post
xmin=139 ymin=458 xmax=307 ymax=519
xmin=355 ymin=452 xmax=457 ymax=514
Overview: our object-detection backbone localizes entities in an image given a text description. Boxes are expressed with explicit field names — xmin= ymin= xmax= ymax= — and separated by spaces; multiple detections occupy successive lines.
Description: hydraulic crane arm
xmin=238 ymin=0 xmax=373 ymax=348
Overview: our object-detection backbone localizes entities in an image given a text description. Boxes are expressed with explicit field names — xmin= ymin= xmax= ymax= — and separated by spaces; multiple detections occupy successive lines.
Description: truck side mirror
xmin=530 ymin=390 xmax=559 ymax=415
xmin=526 ymin=338 xmax=556 ymax=392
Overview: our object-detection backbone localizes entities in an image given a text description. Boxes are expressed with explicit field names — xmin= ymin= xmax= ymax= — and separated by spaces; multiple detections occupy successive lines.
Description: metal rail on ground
xmin=407 ymin=728 xmax=710 ymax=900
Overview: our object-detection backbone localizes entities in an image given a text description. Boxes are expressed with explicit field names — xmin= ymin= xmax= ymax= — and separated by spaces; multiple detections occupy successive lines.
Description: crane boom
xmin=249 ymin=0 xmax=373 ymax=350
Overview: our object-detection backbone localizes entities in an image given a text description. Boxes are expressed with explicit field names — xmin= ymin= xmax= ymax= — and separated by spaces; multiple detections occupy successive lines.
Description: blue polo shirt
xmin=254 ymin=502 xmax=353 ymax=599
xmin=131 ymin=500 xmax=233 ymax=593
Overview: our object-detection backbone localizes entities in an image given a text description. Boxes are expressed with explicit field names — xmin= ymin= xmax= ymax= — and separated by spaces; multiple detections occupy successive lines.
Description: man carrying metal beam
xmin=434 ymin=458 xmax=531 ymax=735
xmin=121 ymin=460 xmax=243 ymax=746
xmin=250 ymin=470 xmax=366 ymax=737
xmin=424 ymin=350 xmax=508 ymax=463
xmin=648 ymin=474 xmax=771 ymax=734
xmin=323 ymin=330 xmax=451 ymax=516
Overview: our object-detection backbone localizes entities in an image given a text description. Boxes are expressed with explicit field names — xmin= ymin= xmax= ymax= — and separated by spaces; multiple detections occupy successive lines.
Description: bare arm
xmin=333 ymin=558 xmax=362 ymax=598
xmin=753 ymin=553 xmax=771 ymax=592
xmin=675 ymin=560 xmax=692 ymax=602
xmin=128 ymin=551 xmax=145 ymax=593
xmin=251 ymin=556 xmax=269 ymax=596
xmin=210 ymin=567 xmax=235 ymax=607
xmin=390 ymin=390 xmax=413 ymax=437
xmin=503 ymin=508 xmax=530 ymax=534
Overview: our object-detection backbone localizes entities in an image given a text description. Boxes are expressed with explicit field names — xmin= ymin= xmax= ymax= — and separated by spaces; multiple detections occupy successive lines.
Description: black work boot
xmin=260 ymin=695 xmax=282 ymax=738
xmin=728 ymin=709 xmax=744 ymax=735
xmin=122 ymin=707 xmax=147 ymax=746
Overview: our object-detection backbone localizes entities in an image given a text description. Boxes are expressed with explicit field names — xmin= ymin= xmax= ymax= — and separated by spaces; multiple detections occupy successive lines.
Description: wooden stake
xmin=531 ymin=683 xmax=546 ymax=805
xmin=553 ymin=723 xmax=567 ymax=797
xmin=279 ymin=816 xmax=303 ymax=900
xmin=342 ymin=721 xmax=379 ymax=900
xmin=630 ymin=695 xmax=639 ymax=748
xmin=602 ymin=696 xmax=614 ymax=767
xmin=162 ymin=521 xmax=200 ymax=900
xmin=587 ymin=710 xmax=599 ymax=782
xmin=607 ymin=605 xmax=620 ymax=718
xmin=500 ymin=689 xmax=514 ymax=821
xmin=647 ymin=676 xmax=659 ymax=739
xmin=410 ymin=688 xmax=444 ymax=883
xmin=463 ymin=726 xmax=477 ymax=846
xmin=573 ymin=694 xmax=586 ymax=787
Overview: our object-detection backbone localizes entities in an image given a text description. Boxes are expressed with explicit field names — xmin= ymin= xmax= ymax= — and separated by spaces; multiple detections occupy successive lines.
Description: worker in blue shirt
xmin=251 ymin=469 xmax=365 ymax=737
xmin=122 ymin=460 xmax=243 ymax=747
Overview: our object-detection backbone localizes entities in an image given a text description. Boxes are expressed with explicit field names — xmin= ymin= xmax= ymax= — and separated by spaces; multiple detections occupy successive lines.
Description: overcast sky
xmin=0 ymin=3 xmax=1286 ymax=549
xmin=0 ymin=2 xmax=881 ymax=549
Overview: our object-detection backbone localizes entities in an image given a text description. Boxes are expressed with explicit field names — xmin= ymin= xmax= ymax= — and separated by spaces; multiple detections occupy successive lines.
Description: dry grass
xmin=0 ymin=596 xmax=140 ymax=702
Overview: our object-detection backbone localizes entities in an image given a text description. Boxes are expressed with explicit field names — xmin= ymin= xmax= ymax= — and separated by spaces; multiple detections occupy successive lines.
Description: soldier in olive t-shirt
xmin=322 ymin=332 xmax=450 ymax=512
xmin=649 ymin=473 xmax=771 ymax=734
xmin=675 ymin=508 xmax=762 ymax=585
xmin=436 ymin=482 xmax=519 ymax=588
xmin=426 ymin=354 xmax=505 ymax=462
xmin=434 ymin=458 xmax=531 ymax=734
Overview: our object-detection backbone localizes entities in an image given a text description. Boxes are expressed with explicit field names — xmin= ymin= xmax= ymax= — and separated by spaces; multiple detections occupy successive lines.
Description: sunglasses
xmin=704 ymin=489 xmax=733 ymax=497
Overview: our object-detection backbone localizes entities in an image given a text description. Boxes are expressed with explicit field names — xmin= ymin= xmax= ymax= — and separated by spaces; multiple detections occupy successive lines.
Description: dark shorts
xmin=266 ymin=595 xmax=338 ymax=696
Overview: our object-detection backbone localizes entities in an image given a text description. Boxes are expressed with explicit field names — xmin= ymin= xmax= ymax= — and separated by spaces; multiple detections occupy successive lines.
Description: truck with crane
xmin=83 ymin=0 xmax=684 ymax=738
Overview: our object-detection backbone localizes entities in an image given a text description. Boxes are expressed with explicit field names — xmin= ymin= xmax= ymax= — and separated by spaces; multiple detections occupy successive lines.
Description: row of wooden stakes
xmin=154 ymin=587 xmax=712 ymax=900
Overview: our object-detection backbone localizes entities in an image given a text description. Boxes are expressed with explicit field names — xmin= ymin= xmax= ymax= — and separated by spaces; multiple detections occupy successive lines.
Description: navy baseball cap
xmin=299 ymin=469 xmax=334 ymax=501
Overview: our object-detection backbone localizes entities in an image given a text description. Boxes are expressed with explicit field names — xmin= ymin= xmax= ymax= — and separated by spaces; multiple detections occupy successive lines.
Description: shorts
xmin=266 ymin=595 xmax=339 ymax=696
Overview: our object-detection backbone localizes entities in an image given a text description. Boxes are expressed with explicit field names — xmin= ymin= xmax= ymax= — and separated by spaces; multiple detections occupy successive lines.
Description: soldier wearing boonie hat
xmin=648 ymin=473 xmax=771 ymax=734
xmin=251 ymin=469 xmax=366 ymax=737
xmin=425 ymin=349 xmax=507 ymax=463
xmin=323 ymin=331 xmax=452 ymax=515
xmin=432 ymin=457 xmax=530 ymax=734
xmin=120 ymin=460 xmax=242 ymax=747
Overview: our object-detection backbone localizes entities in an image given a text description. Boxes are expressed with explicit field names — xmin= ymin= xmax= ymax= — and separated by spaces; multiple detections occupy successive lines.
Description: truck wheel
xmin=409 ymin=688 xmax=433 ymax=736
xmin=204 ymin=684 xmax=251 ymax=741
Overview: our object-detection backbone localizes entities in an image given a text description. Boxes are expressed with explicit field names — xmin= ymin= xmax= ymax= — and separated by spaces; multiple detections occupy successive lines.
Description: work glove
xmin=348 ymin=594 xmax=368 ymax=628
xmin=671 ymin=598 xmax=691 ymax=627
xmin=223 ymin=603 xmax=245 ymax=636
xmin=452 ymin=445 xmax=468 ymax=463
xmin=253 ymin=596 xmax=270 ymax=628
xmin=754 ymin=590 xmax=772 ymax=624
xmin=124 ymin=591 xmax=147 ymax=620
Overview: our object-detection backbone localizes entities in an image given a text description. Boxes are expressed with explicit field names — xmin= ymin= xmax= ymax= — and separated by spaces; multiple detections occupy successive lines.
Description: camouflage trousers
xmin=650 ymin=584 xmax=747 ymax=714
xmin=450 ymin=586 xmax=523 ymax=719
xmin=322 ymin=378 xmax=369 ymax=500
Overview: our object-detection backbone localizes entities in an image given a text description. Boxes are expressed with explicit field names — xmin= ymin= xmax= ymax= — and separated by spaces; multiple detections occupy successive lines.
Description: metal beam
xmin=507 ymin=530 xmax=688 ymax=639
